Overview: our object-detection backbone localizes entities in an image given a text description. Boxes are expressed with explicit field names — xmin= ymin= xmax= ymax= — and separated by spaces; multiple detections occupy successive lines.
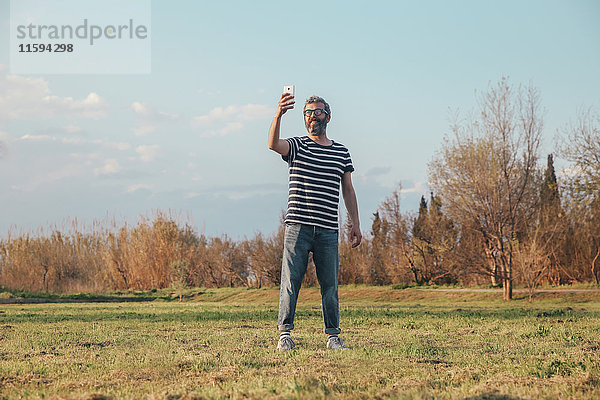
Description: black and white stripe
xmin=282 ymin=136 xmax=354 ymax=230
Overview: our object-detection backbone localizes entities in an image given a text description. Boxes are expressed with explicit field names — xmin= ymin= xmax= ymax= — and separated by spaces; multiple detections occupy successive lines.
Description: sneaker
xmin=327 ymin=336 xmax=348 ymax=350
xmin=277 ymin=335 xmax=295 ymax=351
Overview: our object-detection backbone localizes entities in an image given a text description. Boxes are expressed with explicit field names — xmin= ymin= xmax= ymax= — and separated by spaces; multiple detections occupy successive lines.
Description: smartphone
xmin=283 ymin=85 xmax=295 ymax=97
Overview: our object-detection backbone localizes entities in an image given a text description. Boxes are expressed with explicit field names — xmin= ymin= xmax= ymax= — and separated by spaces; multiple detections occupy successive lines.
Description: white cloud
xmin=111 ymin=142 xmax=132 ymax=151
xmin=131 ymin=101 xmax=179 ymax=136
xmin=400 ymin=181 xmax=427 ymax=194
xmin=21 ymin=135 xmax=131 ymax=151
xmin=20 ymin=134 xmax=56 ymax=141
xmin=130 ymin=101 xmax=179 ymax=136
xmin=127 ymin=183 xmax=153 ymax=193
xmin=236 ymin=104 xmax=273 ymax=121
xmin=62 ymin=137 xmax=84 ymax=144
xmin=132 ymin=124 xmax=156 ymax=137
xmin=0 ymin=65 xmax=107 ymax=120
xmin=43 ymin=92 xmax=106 ymax=119
xmin=131 ymin=101 xmax=149 ymax=116
xmin=94 ymin=159 xmax=121 ymax=175
xmin=365 ymin=166 xmax=392 ymax=177
xmin=69 ymin=152 xmax=101 ymax=167
xmin=91 ymin=139 xmax=131 ymax=151
xmin=136 ymin=145 xmax=159 ymax=162
xmin=191 ymin=104 xmax=273 ymax=137
xmin=192 ymin=106 xmax=237 ymax=125
xmin=158 ymin=111 xmax=179 ymax=119
xmin=0 ymin=130 xmax=8 ymax=157
xmin=70 ymin=152 xmax=101 ymax=160
xmin=11 ymin=164 xmax=82 ymax=192
xmin=223 ymin=121 xmax=244 ymax=133
xmin=199 ymin=121 xmax=244 ymax=138
xmin=65 ymin=125 xmax=82 ymax=133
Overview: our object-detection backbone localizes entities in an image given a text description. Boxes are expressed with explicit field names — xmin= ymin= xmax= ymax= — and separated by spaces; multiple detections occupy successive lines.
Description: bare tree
xmin=558 ymin=108 xmax=600 ymax=200
xmin=429 ymin=78 xmax=543 ymax=300
xmin=560 ymin=193 xmax=600 ymax=284
xmin=410 ymin=194 xmax=459 ymax=284
xmin=514 ymin=221 xmax=559 ymax=302
xmin=339 ymin=213 xmax=362 ymax=283
xmin=243 ymin=227 xmax=284 ymax=288
xmin=376 ymin=184 xmax=423 ymax=284
xmin=558 ymin=109 xmax=600 ymax=284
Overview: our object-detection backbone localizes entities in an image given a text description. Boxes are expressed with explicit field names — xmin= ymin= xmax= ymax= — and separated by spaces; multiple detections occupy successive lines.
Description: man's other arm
xmin=341 ymin=171 xmax=362 ymax=248
xmin=268 ymin=93 xmax=295 ymax=156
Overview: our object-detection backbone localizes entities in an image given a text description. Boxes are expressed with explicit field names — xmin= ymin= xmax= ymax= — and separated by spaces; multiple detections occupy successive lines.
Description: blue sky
xmin=0 ymin=0 xmax=599 ymax=239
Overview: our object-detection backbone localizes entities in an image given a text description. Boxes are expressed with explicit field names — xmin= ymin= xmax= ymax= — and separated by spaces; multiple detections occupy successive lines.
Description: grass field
xmin=0 ymin=286 xmax=599 ymax=399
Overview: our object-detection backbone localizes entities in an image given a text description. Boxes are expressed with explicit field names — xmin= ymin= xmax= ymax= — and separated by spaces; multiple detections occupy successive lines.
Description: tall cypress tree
xmin=370 ymin=211 xmax=388 ymax=285
xmin=413 ymin=195 xmax=429 ymax=241
xmin=540 ymin=154 xmax=561 ymax=224
xmin=428 ymin=192 xmax=458 ymax=283
xmin=428 ymin=192 xmax=445 ymax=229
xmin=371 ymin=211 xmax=382 ymax=239
xmin=539 ymin=153 xmax=565 ymax=284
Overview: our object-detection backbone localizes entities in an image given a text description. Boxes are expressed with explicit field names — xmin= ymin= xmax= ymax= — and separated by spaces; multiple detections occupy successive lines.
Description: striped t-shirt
xmin=282 ymin=136 xmax=354 ymax=230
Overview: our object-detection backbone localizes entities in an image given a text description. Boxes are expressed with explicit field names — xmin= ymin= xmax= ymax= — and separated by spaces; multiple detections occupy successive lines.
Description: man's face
xmin=304 ymin=102 xmax=330 ymax=136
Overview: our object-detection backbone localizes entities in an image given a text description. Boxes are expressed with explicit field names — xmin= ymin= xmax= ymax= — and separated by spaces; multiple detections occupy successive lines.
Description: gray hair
xmin=304 ymin=95 xmax=331 ymax=115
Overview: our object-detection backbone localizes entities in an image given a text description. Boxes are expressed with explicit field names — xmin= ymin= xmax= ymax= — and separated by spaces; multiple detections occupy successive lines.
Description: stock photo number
xmin=18 ymin=43 xmax=74 ymax=53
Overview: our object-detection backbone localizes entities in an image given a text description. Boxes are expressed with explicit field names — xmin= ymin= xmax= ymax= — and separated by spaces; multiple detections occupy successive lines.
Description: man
xmin=267 ymin=92 xmax=362 ymax=351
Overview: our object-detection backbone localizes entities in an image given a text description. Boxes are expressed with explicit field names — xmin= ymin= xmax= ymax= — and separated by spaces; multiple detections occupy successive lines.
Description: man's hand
xmin=277 ymin=93 xmax=295 ymax=118
xmin=268 ymin=93 xmax=293 ymax=155
xmin=349 ymin=225 xmax=362 ymax=248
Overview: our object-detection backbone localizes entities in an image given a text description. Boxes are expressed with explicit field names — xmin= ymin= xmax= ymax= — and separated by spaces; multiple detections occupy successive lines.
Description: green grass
xmin=0 ymin=286 xmax=599 ymax=399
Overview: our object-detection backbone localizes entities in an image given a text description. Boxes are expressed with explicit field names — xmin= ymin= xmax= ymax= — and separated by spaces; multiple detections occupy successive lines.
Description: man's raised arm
xmin=268 ymin=93 xmax=295 ymax=156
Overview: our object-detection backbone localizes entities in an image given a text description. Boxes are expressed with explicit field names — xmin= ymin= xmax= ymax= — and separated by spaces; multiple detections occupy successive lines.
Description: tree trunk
xmin=591 ymin=247 xmax=600 ymax=285
xmin=499 ymin=258 xmax=513 ymax=301
xmin=503 ymin=272 xmax=513 ymax=300
xmin=491 ymin=262 xmax=499 ymax=286
xmin=42 ymin=264 xmax=49 ymax=292
xmin=483 ymin=239 xmax=500 ymax=286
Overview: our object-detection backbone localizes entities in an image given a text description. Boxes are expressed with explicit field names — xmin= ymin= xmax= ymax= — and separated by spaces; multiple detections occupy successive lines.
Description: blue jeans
xmin=278 ymin=223 xmax=341 ymax=335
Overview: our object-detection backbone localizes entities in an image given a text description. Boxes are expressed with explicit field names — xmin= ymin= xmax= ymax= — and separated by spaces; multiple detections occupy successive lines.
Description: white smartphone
xmin=283 ymin=85 xmax=295 ymax=97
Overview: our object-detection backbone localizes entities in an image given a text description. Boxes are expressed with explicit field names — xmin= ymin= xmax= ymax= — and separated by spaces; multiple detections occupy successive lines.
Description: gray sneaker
xmin=327 ymin=336 xmax=348 ymax=350
xmin=277 ymin=335 xmax=295 ymax=351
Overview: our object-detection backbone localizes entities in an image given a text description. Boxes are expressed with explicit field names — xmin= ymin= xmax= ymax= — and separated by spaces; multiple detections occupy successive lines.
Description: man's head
xmin=303 ymin=95 xmax=331 ymax=136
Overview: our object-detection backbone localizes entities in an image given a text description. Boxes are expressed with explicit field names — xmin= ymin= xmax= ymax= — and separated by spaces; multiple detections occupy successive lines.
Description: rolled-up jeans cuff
xmin=324 ymin=327 xmax=341 ymax=335
xmin=278 ymin=324 xmax=294 ymax=331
